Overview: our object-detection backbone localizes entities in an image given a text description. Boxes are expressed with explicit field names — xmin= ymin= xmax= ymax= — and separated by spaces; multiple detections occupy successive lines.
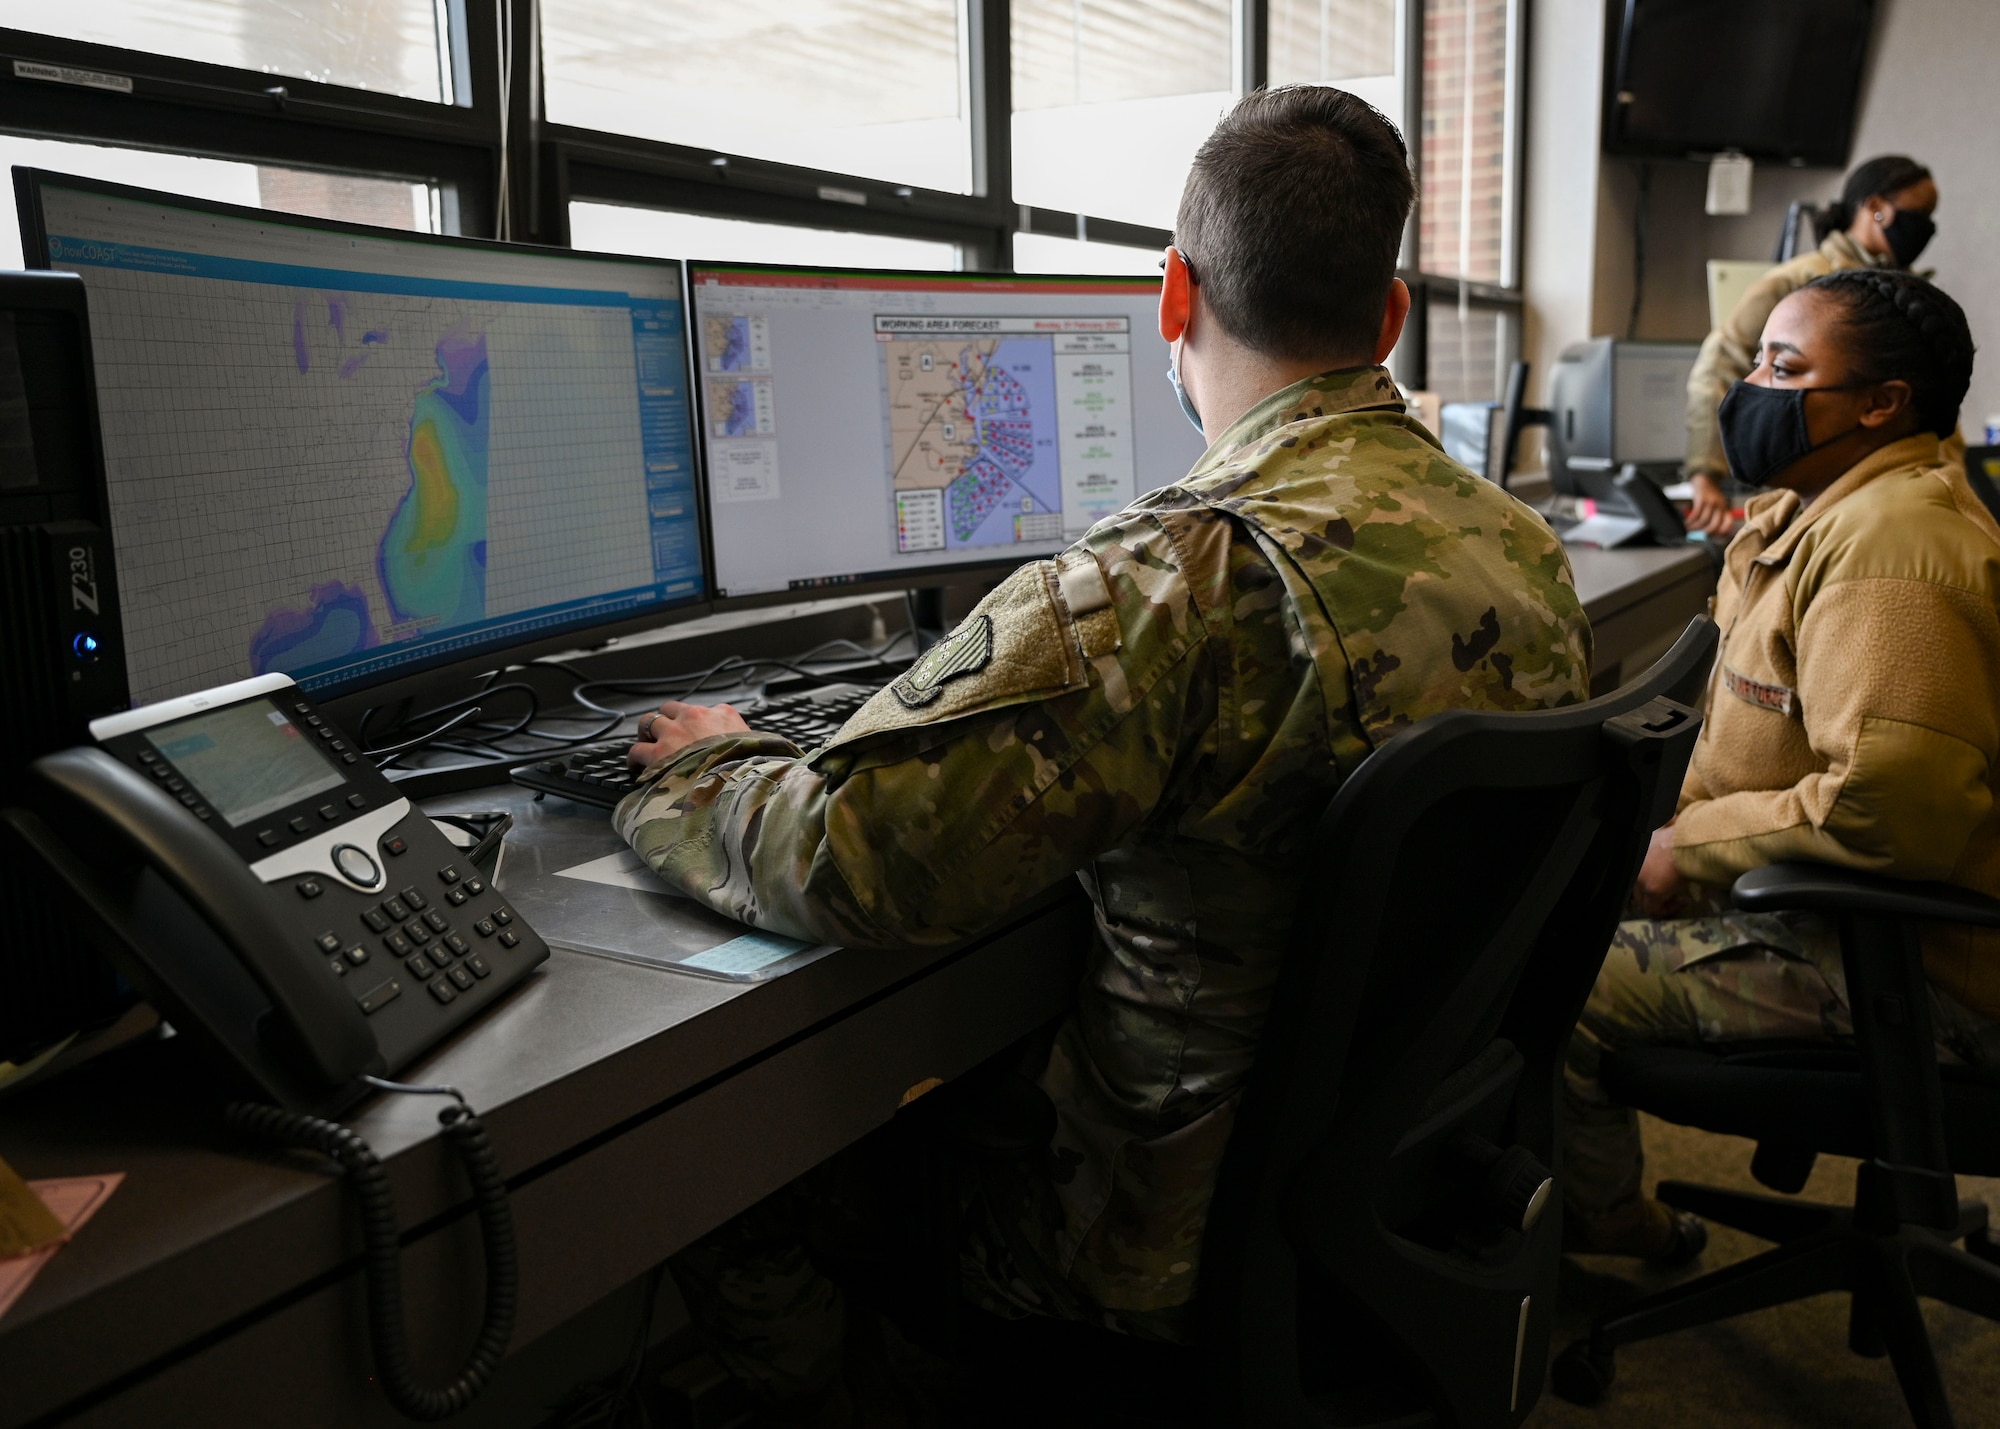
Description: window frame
xmin=0 ymin=0 xmax=1524 ymax=392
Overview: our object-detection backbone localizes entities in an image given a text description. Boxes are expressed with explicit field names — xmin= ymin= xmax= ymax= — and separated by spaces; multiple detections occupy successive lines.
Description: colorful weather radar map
xmin=42 ymin=180 xmax=704 ymax=703
xmin=251 ymin=323 xmax=494 ymax=678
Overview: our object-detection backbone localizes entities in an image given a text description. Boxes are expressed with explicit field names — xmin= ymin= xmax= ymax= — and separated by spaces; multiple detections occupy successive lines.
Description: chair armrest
xmin=1733 ymin=862 xmax=2000 ymax=929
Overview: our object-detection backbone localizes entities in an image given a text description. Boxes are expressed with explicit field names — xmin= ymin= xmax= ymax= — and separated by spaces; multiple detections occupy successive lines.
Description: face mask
xmin=1167 ymin=359 xmax=1203 ymax=434
xmin=1881 ymin=207 xmax=1936 ymax=267
xmin=1717 ymin=381 xmax=1866 ymax=488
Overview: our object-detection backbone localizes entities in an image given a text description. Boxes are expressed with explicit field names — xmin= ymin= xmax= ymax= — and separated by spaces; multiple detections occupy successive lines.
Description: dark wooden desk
xmin=0 ymin=783 xmax=1088 ymax=1428
xmin=0 ymin=548 xmax=1712 ymax=1425
xmin=1567 ymin=544 xmax=1715 ymax=696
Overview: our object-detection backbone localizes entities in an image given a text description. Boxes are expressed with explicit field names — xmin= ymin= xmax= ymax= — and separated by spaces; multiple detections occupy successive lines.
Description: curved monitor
xmin=686 ymin=262 xmax=1208 ymax=606
xmin=16 ymin=171 xmax=708 ymax=706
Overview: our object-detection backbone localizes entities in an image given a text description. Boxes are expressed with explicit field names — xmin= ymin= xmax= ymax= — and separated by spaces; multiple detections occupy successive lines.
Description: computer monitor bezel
xmin=684 ymin=258 xmax=1173 ymax=613
xmin=15 ymin=168 xmax=717 ymax=707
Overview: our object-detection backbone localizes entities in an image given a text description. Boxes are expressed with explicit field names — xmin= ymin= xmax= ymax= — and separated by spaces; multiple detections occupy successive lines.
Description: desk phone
xmin=6 ymin=672 xmax=549 ymax=1112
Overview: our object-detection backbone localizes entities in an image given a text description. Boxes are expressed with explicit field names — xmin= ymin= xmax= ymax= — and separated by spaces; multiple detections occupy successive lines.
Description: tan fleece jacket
xmin=1673 ymin=434 xmax=2000 ymax=1019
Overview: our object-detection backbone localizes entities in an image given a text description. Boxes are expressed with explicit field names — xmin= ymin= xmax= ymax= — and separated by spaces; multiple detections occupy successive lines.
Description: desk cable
xmin=350 ymin=628 xmax=917 ymax=774
xmin=225 ymin=1077 xmax=517 ymax=1420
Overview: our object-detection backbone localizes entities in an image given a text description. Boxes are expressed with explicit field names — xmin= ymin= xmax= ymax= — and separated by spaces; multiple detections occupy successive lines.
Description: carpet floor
xmin=1525 ymin=1115 xmax=2000 ymax=1429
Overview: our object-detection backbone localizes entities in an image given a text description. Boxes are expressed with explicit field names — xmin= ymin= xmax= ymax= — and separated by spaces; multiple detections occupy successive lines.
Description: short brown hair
xmin=1175 ymin=86 xmax=1416 ymax=361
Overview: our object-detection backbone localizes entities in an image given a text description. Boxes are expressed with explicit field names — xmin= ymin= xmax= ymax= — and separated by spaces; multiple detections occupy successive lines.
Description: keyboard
xmin=509 ymin=681 xmax=883 ymax=809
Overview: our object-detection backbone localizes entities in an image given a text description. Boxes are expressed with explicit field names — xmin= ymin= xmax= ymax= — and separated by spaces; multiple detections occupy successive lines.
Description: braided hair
xmin=1801 ymin=269 xmax=1976 ymax=439
xmin=1812 ymin=155 xmax=1932 ymax=240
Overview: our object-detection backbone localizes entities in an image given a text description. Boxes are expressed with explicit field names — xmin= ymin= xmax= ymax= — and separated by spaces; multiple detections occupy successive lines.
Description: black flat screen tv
xmin=1606 ymin=0 xmax=1876 ymax=166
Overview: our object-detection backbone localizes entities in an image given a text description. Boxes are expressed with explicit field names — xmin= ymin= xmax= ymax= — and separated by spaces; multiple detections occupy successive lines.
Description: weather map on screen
xmin=31 ymin=177 xmax=705 ymax=703
xmin=880 ymin=317 xmax=1129 ymax=552
xmin=687 ymin=265 xmax=1208 ymax=602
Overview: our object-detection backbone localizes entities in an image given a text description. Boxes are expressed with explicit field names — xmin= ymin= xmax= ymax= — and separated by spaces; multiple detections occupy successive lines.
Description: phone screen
xmin=149 ymin=700 xmax=347 ymax=828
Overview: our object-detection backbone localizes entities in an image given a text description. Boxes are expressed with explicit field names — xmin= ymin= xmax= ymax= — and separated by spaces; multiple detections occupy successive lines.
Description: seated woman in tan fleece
xmin=1564 ymin=269 xmax=2000 ymax=1261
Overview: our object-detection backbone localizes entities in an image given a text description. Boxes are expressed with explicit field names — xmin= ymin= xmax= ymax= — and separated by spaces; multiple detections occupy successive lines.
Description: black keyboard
xmin=509 ymin=682 xmax=882 ymax=809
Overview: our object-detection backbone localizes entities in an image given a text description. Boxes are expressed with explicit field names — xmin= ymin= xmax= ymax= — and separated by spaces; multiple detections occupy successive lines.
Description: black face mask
xmin=1881 ymin=207 xmax=1936 ymax=267
xmin=1717 ymin=381 xmax=1866 ymax=488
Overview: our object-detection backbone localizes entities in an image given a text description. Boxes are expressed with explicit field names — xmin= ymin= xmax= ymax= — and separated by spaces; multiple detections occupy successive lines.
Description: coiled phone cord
xmin=225 ymin=1083 xmax=518 ymax=1421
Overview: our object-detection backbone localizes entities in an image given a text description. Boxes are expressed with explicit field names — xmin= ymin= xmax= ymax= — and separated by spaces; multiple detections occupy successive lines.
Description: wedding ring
xmin=639 ymin=711 xmax=660 ymax=741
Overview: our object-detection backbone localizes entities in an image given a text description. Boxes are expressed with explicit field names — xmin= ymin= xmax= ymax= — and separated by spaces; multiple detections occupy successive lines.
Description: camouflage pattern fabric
xmin=618 ymin=364 xmax=1591 ymax=1349
xmin=1563 ymin=909 xmax=2000 ymax=1240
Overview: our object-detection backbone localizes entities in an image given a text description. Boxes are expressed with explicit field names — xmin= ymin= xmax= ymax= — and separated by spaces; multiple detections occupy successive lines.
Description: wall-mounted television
xmin=1605 ymin=0 xmax=1876 ymax=166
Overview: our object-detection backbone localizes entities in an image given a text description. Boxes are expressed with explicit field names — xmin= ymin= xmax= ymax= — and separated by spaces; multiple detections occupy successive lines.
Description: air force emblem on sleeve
xmin=892 ymin=614 xmax=994 ymax=708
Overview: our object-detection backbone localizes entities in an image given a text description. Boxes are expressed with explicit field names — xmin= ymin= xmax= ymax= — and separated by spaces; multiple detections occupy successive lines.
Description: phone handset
xmin=25 ymin=746 xmax=383 ymax=1090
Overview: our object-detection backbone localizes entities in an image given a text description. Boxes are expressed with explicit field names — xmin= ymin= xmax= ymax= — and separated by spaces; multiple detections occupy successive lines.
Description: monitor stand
xmin=904 ymin=581 xmax=994 ymax=652
xmin=1560 ymin=463 xmax=1688 ymax=549
xmin=907 ymin=586 xmax=948 ymax=653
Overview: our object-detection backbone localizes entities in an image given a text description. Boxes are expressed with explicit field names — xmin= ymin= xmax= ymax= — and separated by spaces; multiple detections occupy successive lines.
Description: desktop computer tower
xmin=0 ymin=272 xmax=133 ymax=1068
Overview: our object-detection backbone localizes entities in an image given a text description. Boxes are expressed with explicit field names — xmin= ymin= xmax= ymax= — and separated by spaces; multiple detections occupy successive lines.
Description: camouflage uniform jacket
xmin=615 ymin=366 xmax=1592 ymax=1321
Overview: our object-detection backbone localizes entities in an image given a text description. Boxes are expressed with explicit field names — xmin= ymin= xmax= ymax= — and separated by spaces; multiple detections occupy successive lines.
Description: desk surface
xmin=1566 ymin=542 xmax=1712 ymax=620
xmin=0 ymin=785 xmax=1088 ymax=1428
xmin=0 ymin=544 xmax=1712 ymax=1426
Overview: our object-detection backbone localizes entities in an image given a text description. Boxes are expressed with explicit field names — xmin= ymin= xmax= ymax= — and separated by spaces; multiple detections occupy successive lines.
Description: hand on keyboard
xmin=628 ymin=700 xmax=750 ymax=766
xmin=512 ymin=683 xmax=884 ymax=809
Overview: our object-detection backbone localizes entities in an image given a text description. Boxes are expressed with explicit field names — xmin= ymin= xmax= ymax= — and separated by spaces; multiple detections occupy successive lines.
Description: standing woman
xmin=1680 ymin=155 xmax=1942 ymax=536
xmin=1565 ymin=270 xmax=1999 ymax=1258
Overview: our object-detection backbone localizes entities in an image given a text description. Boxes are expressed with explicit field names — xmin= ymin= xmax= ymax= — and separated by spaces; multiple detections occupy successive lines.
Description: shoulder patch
xmin=808 ymin=561 xmax=1087 ymax=765
xmin=892 ymin=614 xmax=994 ymax=708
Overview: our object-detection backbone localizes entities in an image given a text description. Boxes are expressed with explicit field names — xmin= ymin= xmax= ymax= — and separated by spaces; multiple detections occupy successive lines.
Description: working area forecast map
xmin=878 ymin=316 xmax=1138 ymax=555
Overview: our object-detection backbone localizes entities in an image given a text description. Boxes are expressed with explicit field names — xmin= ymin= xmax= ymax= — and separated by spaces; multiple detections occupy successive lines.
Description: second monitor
xmin=688 ymin=264 xmax=1208 ymax=601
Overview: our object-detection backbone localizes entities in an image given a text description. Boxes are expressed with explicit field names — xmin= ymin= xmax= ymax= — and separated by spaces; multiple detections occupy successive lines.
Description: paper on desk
xmin=555 ymin=848 xmax=689 ymax=897
xmin=0 ymin=1174 xmax=123 ymax=1323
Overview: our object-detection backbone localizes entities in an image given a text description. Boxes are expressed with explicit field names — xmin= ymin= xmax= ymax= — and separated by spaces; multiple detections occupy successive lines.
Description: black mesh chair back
xmin=1198 ymin=617 xmax=1717 ymax=1428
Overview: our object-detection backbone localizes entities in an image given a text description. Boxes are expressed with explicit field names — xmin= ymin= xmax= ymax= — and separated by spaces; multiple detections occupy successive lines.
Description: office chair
xmin=1549 ymin=863 xmax=2000 ymax=1429
xmin=918 ymin=616 xmax=1718 ymax=1427
xmin=1962 ymin=446 xmax=2000 ymax=527
xmin=1776 ymin=199 xmax=1811 ymax=263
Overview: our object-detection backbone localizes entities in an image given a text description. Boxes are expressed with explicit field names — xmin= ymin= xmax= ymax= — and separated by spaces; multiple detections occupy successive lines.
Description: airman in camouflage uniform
xmin=615 ymin=364 xmax=1593 ymax=1402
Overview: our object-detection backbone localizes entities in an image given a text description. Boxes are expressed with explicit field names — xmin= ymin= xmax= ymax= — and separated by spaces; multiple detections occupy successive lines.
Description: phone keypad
xmin=333 ymin=853 xmax=527 ymax=1017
